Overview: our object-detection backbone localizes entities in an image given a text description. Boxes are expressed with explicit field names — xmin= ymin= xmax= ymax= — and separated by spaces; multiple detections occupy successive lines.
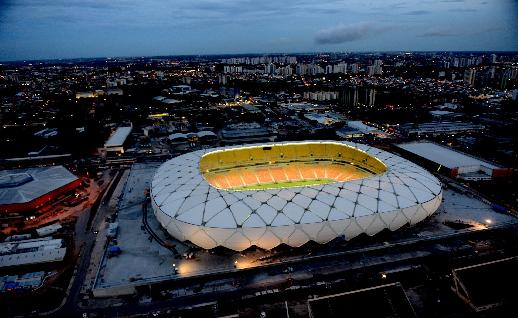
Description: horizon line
xmin=2 ymin=50 xmax=518 ymax=64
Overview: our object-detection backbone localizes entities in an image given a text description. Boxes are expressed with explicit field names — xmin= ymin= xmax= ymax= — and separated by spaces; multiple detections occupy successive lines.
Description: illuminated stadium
xmin=151 ymin=141 xmax=442 ymax=251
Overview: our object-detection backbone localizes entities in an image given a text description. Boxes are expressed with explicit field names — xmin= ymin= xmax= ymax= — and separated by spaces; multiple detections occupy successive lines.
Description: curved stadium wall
xmin=151 ymin=141 xmax=442 ymax=251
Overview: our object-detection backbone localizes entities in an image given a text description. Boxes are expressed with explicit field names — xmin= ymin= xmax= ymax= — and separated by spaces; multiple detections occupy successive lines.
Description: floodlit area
xmin=93 ymin=162 xmax=516 ymax=296
xmin=151 ymin=142 xmax=443 ymax=251
xmin=200 ymin=142 xmax=382 ymax=191
xmin=205 ymin=162 xmax=371 ymax=191
xmin=428 ymin=187 xmax=515 ymax=231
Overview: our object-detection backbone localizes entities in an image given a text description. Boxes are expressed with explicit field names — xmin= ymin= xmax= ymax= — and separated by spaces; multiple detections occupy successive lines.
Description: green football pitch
xmin=233 ymin=178 xmax=336 ymax=191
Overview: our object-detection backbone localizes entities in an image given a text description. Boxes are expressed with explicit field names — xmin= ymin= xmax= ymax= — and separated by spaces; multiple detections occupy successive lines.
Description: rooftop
xmin=346 ymin=120 xmax=378 ymax=133
xmin=396 ymin=141 xmax=499 ymax=170
xmin=453 ymin=257 xmax=518 ymax=309
xmin=399 ymin=121 xmax=484 ymax=134
xmin=0 ymin=166 xmax=78 ymax=205
xmin=0 ymin=237 xmax=66 ymax=268
xmin=308 ymin=283 xmax=416 ymax=318
xmin=104 ymin=126 xmax=132 ymax=148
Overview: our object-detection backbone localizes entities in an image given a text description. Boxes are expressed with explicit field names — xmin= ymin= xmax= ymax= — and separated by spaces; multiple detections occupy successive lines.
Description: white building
xmin=151 ymin=141 xmax=442 ymax=251
xmin=396 ymin=141 xmax=511 ymax=181
xmin=0 ymin=237 xmax=66 ymax=267
xmin=102 ymin=125 xmax=133 ymax=155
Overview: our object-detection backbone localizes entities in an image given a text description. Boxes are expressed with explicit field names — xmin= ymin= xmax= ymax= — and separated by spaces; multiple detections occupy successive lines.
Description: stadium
xmin=151 ymin=141 xmax=442 ymax=251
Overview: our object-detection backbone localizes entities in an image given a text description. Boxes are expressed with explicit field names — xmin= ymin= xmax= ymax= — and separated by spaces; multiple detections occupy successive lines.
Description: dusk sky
xmin=0 ymin=0 xmax=517 ymax=61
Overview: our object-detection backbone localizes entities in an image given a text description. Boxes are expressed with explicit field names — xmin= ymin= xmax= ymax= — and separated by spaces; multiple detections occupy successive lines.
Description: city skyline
xmin=0 ymin=0 xmax=517 ymax=61
xmin=1 ymin=1 xmax=518 ymax=316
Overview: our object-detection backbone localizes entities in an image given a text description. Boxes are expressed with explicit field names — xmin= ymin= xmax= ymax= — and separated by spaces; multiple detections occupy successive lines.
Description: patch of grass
xmin=234 ymin=178 xmax=336 ymax=191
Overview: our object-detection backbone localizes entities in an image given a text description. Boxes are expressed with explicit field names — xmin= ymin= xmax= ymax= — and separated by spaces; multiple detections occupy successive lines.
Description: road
xmin=41 ymin=170 xmax=125 ymax=318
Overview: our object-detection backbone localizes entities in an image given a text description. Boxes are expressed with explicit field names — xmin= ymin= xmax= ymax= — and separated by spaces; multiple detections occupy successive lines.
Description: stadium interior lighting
xmin=151 ymin=141 xmax=442 ymax=251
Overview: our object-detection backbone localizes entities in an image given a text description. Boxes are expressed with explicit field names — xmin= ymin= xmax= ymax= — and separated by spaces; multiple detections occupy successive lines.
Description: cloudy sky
xmin=0 ymin=0 xmax=517 ymax=61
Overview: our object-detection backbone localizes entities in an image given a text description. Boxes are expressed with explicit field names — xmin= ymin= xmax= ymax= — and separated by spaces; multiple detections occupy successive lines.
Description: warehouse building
xmin=220 ymin=123 xmax=276 ymax=145
xmin=308 ymin=283 xmax=416 ymax=318
xmin=398 ymin=121 xmax=484 ymax=137
xmin=0 ymin=237 xmax=66 ymax=268
xmin=395 ymin=141 xmax=512 ymax=181
xmin=102 ymin=125 xmax=133 ymax=155
xmin=0 ymin=165 xmax=81 ymax=214
xmin=452 ymin=257 xmax=518 ymax=312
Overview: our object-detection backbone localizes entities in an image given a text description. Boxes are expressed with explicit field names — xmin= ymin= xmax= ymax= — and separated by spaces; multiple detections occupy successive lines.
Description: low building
xmin=169 ymin=131 xmax=217 ymax=142
xmin=242 ymin=104 xmax=261 ymax=114
xmin=308 ymin=283 xmax=416 ymax=318
xmin=395 ymin=141 xmax=512 ymax=180
xmin=171 ymin=85 xmax=191 ymax=94
xmin=0 ymin=166 xmax=81 ymax=214
xmin=152 ymin=96 xmax=166 ymax=102
xmin=336 ymin=127 xmax=365 ymax=139
xmin=304 ymin=113 xmax=343 ymax=126
xmin=279 ymin=102 xmax=327 ymax=112
xmin=161 ymin=98 xmax=181 ymax=104
xmin=452 ymin=257 xmax=518 ymax=312
xmin=346 ymin=120 xmax=379 ymax=134
xmin=220 ymin=123 xmax=276 ymax=144
xmin=429 ymin=110 xmax=458 ymax=119
xmin=196 ymin=131 xmax=218 ymax=143
xmin=105 ymin=88 xmax=123 ymax=96
xmin=75 ymin=91 xmax=96 ymax=99
xmin=102 ymin=125 xmax=133 ymax=155
xmin=336 ymin=121 xmax=382 ymax=139
xmin=398 ymin=121 xmax=484 ymax=137
xmin=0 ymin=271 xmax=45 ymax=292
xmin=36 ymin=223 xmax=62 ymax=237
xmin=0 ymin=237 xmax=66 ymax=268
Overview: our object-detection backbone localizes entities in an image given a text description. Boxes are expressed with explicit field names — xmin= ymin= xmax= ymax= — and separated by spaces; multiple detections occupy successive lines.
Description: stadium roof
xmin=396 ymin=141 xmax=499 ymax=169
xmin=151 ymin=141 xmax=442 ymax=251
xmin=0 ymin=166 xmax=78 ymax=205
xmin=104 ymin=126 xmax=132 ymax=148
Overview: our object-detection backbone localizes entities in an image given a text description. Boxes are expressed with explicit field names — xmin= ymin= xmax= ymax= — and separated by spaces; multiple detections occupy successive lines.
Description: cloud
xmin=418 ymin=29 xmax=457 ymax=37
xmin=404 ymin=10 xmax=431 ymax=15
xmin=314 ymin=22 xmax=379 ymax=44
xmin=417 ymin=25 xmax=505 ymax=38
xmin=7 ymin=0 xmax=130 ymax=10
xmin=449 ymin=8 xmax=477 ymax=12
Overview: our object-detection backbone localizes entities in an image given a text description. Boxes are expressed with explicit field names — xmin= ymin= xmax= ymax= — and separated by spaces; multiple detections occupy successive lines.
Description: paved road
xmin=42 ymin=170 xmax=124 ymax=318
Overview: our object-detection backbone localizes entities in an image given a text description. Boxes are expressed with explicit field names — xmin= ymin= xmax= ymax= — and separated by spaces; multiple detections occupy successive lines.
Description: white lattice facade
xmin=151 ymin=141 xmax=442 ymax=251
